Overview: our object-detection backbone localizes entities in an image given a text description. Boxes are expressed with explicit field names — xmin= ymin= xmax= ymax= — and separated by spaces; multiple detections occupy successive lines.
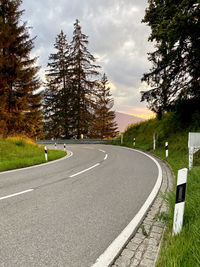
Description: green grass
xmin=112 ymin=112 xmax=200 ymax=267
xmin=0 ymin=137 xmax=66 ymax=171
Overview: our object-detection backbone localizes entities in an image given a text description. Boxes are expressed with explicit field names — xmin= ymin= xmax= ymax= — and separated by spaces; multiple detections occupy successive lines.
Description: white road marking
xmin=104 ymin=154 xmax=108 ymax=160
xmin=99 ymin=149 xmax=106 ymax=153
xmin=92 ymin=147 xmax=162 ymax=267
xmin=0 ymin=150 xmax=73 ymax=175
xmin=69 ymin=163 xmax=100 ymax=178
xmin=0 ymin=189 xmax=34 ymax=201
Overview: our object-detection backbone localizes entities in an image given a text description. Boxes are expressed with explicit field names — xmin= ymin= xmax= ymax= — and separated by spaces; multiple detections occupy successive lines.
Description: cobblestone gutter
xmin=112 ymin=157 xmax=174 ymax=267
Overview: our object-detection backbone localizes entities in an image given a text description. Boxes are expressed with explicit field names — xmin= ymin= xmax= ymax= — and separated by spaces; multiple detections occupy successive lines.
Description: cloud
xmin=21 ymin=0 xmax=154 ymax=117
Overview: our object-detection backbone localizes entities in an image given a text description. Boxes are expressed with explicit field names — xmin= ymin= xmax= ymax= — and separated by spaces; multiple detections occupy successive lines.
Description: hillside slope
xmin=114 ymin=112 xmax=200 ymax=266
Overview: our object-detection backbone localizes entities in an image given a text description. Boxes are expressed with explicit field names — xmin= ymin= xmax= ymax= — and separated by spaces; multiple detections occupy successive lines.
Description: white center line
xmin=69 ymin=163 xmax=100 ymax=178
xmin=0 ymin=189 xmax=34 ymax=201
xmin=104 ymin=154 xmax=108 ymax=160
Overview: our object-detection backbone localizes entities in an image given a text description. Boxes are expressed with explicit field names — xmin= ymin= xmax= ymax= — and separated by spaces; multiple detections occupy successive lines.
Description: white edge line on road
xmin=99 ymin=149 xmax=106 ymax=153
xmin=0 ymin=150 xmax=73 ymax=175
xmin=92 ymin=147 xmax=162 ymax=267
xmin=0 ymin=189 xmax=34 ymax=201
xmin=104 ymin=154 xmax=108 ymax=160
xmin=69 ymin=163 xmax=100 ymax=178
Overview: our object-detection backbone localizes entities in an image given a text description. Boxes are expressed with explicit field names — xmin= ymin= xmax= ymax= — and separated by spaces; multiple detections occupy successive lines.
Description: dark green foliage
xmin=0 ymin=0 xmax=42 ymax=137
xmin=43 ymin=20 xmax=109 ymax=139
xmin=70 ymin=19 xmax=101 ymax=138
xmin=43 ymin=20 xmax=118 ymax=139
xmin=171 ymin=97 xmax=200 ymax=130
xmin=43 ymin=30 xmax=72 ymax=139
xmin=91 ymin=73 xmax=119 ymax=139
xmin=141 ymin=0 xmax=200 ymax=119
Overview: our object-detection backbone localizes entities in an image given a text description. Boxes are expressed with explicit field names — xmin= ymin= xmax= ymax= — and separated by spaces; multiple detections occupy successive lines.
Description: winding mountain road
xmin=0 ymin=144 xmax=159 ymax=267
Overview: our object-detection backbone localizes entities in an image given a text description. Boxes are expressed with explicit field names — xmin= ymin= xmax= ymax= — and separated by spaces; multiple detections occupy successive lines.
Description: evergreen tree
xmin=91 ymin=74 xmax=118 ymax=139
xmin=141 ymin=0 xmax=200 ymax=118
xmin=70 ymin=19 xmax=100 ymax=138
xmin=43 ymin=30 xmax=72 ymax=138
xmin=0 ymin=0 xmax=42 ymax=137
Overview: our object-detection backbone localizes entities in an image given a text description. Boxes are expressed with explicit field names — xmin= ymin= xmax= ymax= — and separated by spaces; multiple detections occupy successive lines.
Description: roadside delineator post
xmin=44 ymin=146 xmax=48 ymax=161
xmin=121 ymin=134 xmax=123 ymax=145
xmin=188 ymin=132 xmax=200 ymax=170
xmin=189 ymin=147 xmax=194 ymax=170
xmin=165 ymin=142 xmax=168 ymax=157
xmin=173 ymin=168 xmax=188 ymax=235
xmin=64 ymin=143 xmax=66 ymax=151
xmin=153 ymin=133 xmax=157 ymax=150
xmin=133 ymin=137 xmax=135 ymax=146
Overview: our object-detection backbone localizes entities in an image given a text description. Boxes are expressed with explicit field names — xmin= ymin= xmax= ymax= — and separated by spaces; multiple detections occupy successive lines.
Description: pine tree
xmin=70 ymin=19 xmax=100 ymax=139
xmin=43 ymin=30 xmax=72 ymax=138
xmin=91 ymin=74 xmax=118 ymax=139
xmin=141 ymin=0 xmax=200 ymax=118
xmin=0 ymin=0 xmax=42 ymax=137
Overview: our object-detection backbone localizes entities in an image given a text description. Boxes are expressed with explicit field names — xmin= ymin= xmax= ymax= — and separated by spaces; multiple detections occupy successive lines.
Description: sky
xmin=21 ymin=0 xmax=155 ymax=119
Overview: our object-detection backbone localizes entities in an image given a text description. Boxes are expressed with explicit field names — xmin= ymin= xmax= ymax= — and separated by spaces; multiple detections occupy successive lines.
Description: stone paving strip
xmin=112 ymin=156 xmax=174 ymax=267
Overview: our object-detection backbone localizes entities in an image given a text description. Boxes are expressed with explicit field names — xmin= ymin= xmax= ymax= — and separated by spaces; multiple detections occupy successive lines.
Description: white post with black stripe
xmin=64 ymin=143 xmax=66 ymax=151
xmin=173 ymin=168 xmax=188 ymax=235
xmin=121 ymin=134 xmax=123 ymax=145
xmin=44 ymin=146 xmax=48 ymax=161
xmin=55 ymin=142 xmax=57 ymax=149
xmin=133 ymin=137 xmax=135 ymax=147
xmin=165 ymin=142 xmax=168 ymax=157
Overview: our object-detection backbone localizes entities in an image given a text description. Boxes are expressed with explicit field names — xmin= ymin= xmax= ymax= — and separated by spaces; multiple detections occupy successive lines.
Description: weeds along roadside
xmin=111 ymin=113 xmax=200 ymax=267
xmin=0 ymin=137 xmax=66 ymax=172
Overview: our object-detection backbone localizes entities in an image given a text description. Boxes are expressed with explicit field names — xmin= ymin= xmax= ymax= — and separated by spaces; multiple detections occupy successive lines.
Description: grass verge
xmin=111 ymin=112 xmax=200 ymax=267
xmin=0 ymin=137 xmax=66 ymax=172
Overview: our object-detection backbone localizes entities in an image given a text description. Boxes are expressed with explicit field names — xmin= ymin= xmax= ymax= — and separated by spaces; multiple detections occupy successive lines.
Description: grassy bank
xmin=112 ymin=112 xmax=200 ymax=267
xmin=0 ymin=137 xmax=66 ymax=172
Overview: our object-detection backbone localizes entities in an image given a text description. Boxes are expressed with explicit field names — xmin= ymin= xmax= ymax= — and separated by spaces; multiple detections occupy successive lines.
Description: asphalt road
xmin=0 ymin=144 xmax=158 ymax=267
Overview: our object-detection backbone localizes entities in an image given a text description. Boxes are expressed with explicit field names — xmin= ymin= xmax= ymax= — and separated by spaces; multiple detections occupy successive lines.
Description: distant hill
xmin=115 ymin=112 xmax=145 ymax=132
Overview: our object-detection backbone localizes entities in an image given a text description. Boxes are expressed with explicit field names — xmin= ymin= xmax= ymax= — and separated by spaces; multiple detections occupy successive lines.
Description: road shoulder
xmin=112 ymin=156 xmax=174 ymax=267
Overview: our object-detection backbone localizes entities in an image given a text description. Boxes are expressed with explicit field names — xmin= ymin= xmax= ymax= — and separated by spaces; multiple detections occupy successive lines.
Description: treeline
xmin=141 ymin=0 xmax=200 ymax=123
xmin=43 ymin=22 xmax=118 ymax=139
xmin=0 ymin=0 xmax=118 ymax=139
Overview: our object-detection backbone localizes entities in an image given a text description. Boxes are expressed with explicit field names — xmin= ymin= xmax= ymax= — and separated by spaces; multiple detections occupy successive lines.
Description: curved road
xmin=0 ymin=145 xmax=158 ymax=267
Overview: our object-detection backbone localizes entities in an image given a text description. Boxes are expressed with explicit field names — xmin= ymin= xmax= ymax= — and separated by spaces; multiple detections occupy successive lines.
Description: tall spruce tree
xmin=70 ymin=19 xmax=100 ymax=138
xmin=0 ymin=0 xmax=42 ymax=137
xmin=44 ymin=30 xmax=72 ymax=138
xmin=91 ymin=73 xmax=118 ymax=139
xmin=141 ymin=0 xmax=200 ymax=119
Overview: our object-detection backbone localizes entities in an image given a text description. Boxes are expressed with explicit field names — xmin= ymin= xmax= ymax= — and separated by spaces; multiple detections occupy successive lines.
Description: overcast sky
xmin=21 ymin=0 xmax=154 ymax=119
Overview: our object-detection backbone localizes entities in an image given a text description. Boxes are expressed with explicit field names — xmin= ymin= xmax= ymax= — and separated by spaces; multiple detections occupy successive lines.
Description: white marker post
xmin=121 ymin=134 xmax=123 ymax=145
xmin=188 ymin=132 xmax=200 ymax=170
xmin=133 ymin=137 xmax=135 ymax=147
xmin=55 ymin=142 xmax=57 ymax=149
xmin=173 ymin=168 xmax=188 ymax=235
xmin=153 ymin=133 xmax=157 ymax=150
xmin=165 ymin=142 xmax=168 ymax=157
xmin=44 ymin=146 xmax=48 ymax=161
xmin=64 ymin=143 xmax=66 ymax=151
